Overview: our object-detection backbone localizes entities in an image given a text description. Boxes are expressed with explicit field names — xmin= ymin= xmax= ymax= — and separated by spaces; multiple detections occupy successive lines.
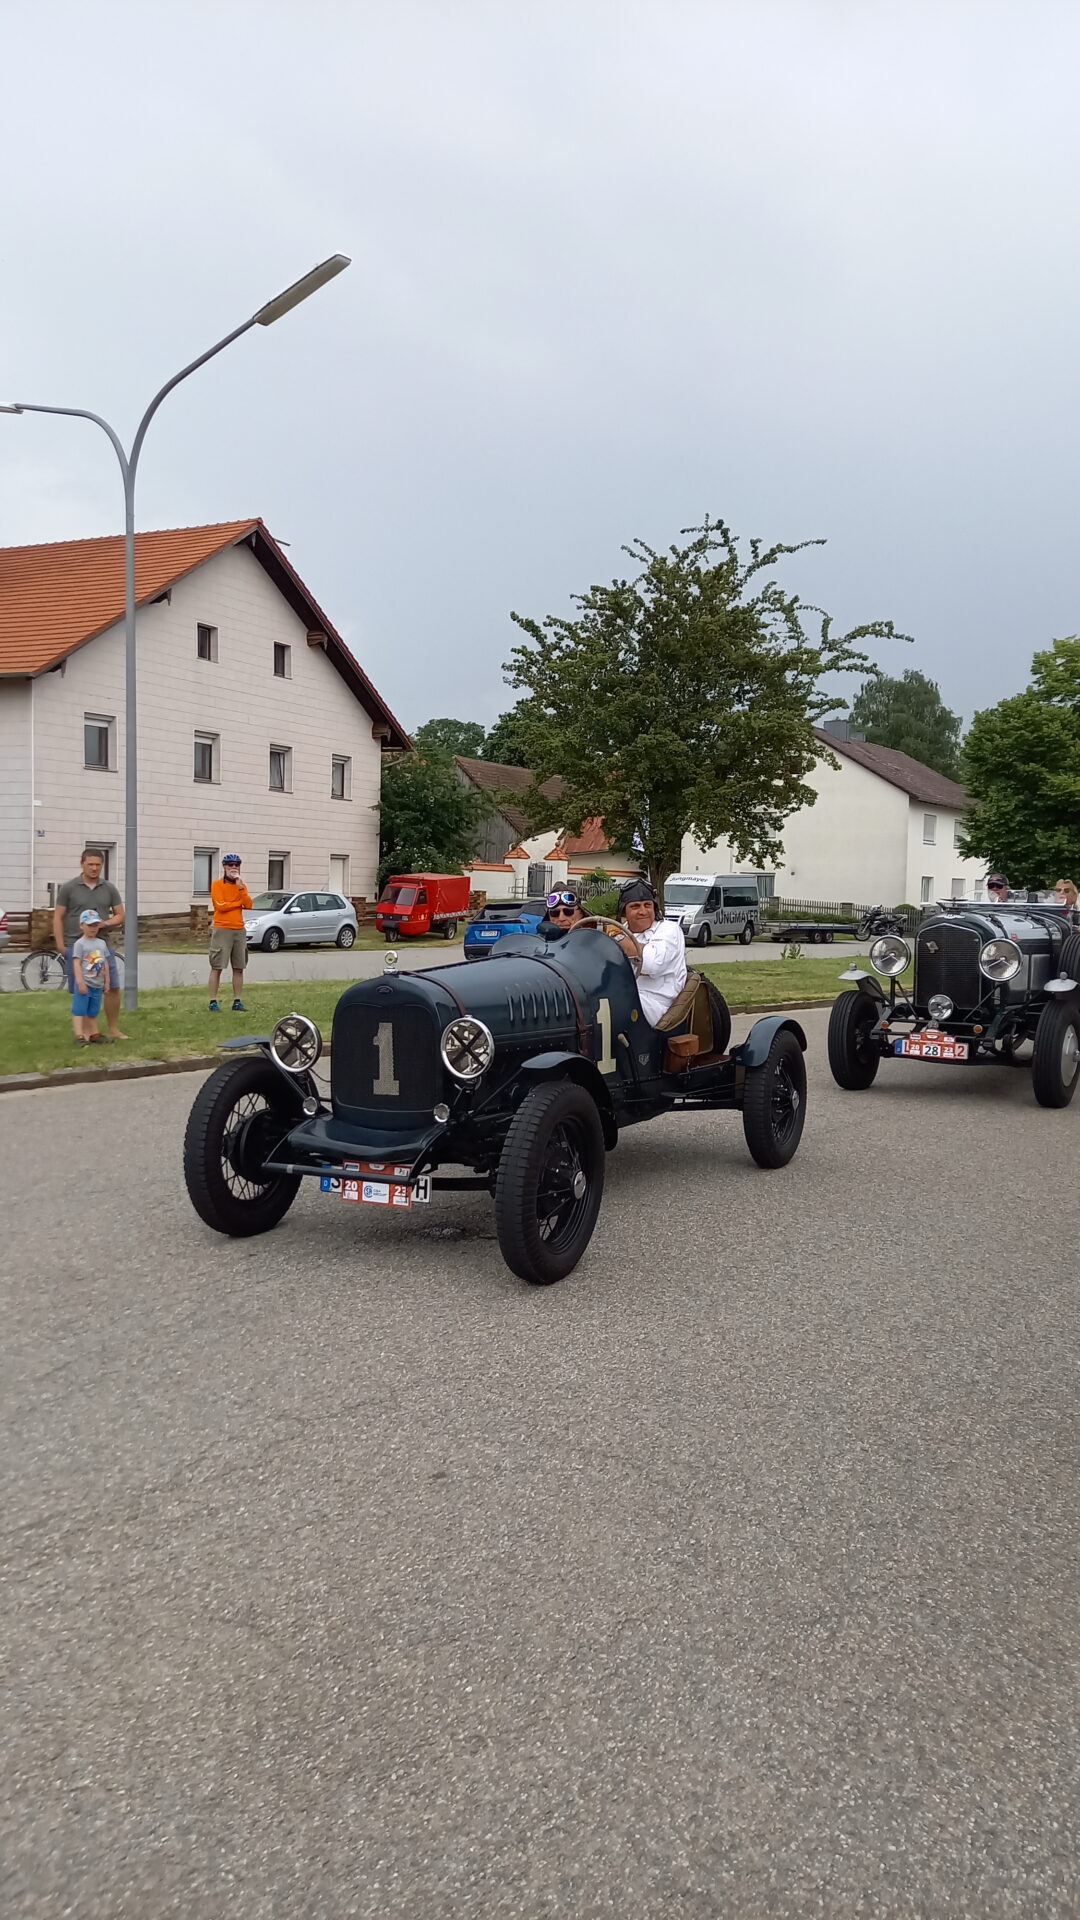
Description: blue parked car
xmin=464 ymin=897 xmax=550 ymax=958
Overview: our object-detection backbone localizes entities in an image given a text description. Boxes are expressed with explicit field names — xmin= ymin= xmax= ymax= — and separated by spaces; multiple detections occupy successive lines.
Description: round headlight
xmin=927 ymin=993 xmax=954 ymax=1021
xmin=980 ymin=938 xmax=1022 ymax=983
xmin=440 ymin=1016 xmax=494 ymax=1081
xmin=869 ymin=935 xmax=911 ymax=977
xmin=271 ymin=1012 xmax=323 ymax=1073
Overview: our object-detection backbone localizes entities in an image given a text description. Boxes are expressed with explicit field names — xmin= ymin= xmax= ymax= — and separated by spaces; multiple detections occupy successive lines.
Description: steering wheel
xmin=570 ymin=914 xmax=631 ymax=940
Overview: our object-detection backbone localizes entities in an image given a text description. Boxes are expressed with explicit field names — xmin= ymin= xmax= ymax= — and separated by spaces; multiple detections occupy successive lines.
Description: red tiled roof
xmin=814 ymin=730 xmax=969 ymax=809
xmin=0 ymin=518 xmax=410 ymax=748
xmin=552 ymin=818 xmax=611 ymax=857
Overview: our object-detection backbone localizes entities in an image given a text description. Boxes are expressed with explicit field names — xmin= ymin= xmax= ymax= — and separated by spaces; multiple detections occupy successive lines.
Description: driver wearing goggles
xmin=545 ymin=889 xmax=585 ymax=929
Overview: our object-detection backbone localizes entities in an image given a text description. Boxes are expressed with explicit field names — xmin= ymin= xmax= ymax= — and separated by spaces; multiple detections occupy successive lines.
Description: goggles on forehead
xmin=547 ymin=891 xmax=579 ymax=909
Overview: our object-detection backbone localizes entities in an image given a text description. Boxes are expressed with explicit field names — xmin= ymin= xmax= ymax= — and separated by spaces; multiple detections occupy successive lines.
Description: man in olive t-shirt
xmin=53 ymin=850 xmax=127 ymax=1039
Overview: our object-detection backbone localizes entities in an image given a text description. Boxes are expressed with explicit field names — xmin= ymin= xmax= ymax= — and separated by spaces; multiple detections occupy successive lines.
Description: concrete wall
xmin=27 ymin=542 xmax=385 ymax=912
xmin=685 ymin=751 xmax=911 ymax=901
xmin=0 ymin=679 xmax=32 ymax=909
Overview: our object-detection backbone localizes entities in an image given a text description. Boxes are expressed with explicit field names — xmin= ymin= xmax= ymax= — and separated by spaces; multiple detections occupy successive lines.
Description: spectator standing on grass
xmin=53 ymin=849 xmax=127 ymax=1041
xmin=209 ymin=854 xmax=252 ymax=1013
xmin=69 ymin=908 xmax=110 ymax=1047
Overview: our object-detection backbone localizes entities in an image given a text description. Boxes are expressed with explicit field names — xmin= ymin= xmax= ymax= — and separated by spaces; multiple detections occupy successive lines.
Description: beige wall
xmin=904 ymin=804 xmax=986 ymax=905
xmin=25 ymin=542 xmax=384 ymax=912
xmin=0 ymin=679 xmax=33 ymax=909
xmin=686 ymin=751 xmax=910 ymax=901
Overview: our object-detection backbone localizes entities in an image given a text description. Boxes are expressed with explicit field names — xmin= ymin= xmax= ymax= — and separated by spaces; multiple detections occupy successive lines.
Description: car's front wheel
xmin=827 ymin=990 xmax=882 ymax=1090
xmin=183 ymin=1056 xmax=302 ymax=1236
xmin=336 ymin=924 xmax=357 ymax=948
xmin=262 ymin=926 xmax=284 ymax=952
xmin=1032 ymin=1000 xmax=1080 ymax=1107
xmin=742 ymin=1029 xmax=806 ymax=1167
xmin=494 ymin=1081 xmax=606 ymax=1284
xmin=739 ymin=920 xmax=754 ymax=945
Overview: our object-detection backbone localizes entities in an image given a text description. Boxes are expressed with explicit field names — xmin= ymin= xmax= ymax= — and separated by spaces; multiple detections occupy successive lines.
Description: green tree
xmin=481 ymin=703 xmax=535 ymax=767
xmin=412 ymin=717 xmax=488 ymax=760
xmin=376 ymin=752 xmax=488 ymax=888
xmin=503 ymin=517 xmax=906 ymax=894
xmin=959 ymin=638 xmax=1080 ymax=884
xmin=849 ymin=668 xmax=962 ymax=777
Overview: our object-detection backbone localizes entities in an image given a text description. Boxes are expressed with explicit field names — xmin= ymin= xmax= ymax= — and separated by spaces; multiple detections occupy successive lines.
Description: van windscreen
xmin=664 ymin=882 xmax=709 ymax=905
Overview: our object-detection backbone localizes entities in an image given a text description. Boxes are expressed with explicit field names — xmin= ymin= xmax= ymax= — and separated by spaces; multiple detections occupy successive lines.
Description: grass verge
xmin=0 ymin=953 xmax=903 ymax=1080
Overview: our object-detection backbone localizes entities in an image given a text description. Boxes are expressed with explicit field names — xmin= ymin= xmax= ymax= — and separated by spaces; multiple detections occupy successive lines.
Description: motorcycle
xmin=857 ymin=904 xmax=907 ymax=939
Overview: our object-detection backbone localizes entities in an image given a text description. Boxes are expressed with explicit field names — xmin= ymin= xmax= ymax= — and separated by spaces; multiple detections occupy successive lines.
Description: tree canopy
xmin=411 ymin=717 xmax=488 ymax=760
xmin=480 ymin=703 xmax=534 ymax=767
xmin=503 ymin=517 xmax=906 ymax=892
xmin=376 ymin=752 xmax=487 ymax=888
xmin=849 ymin=668 xmax=962 ymax=778
xmin=959 ymin=638 xmax=1080 ymax=884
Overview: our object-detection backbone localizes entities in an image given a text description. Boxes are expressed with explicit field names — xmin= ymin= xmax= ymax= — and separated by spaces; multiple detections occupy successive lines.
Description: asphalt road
xmin=5 ymin=1010 xmax=1080 ymax=1918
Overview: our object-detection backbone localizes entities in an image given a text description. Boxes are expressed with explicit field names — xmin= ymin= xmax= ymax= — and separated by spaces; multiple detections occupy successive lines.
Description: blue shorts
xmin=71 ymin=987 xmax=104 ymax=1018
xmin=65 ymin=945 xmax=119 ymax=990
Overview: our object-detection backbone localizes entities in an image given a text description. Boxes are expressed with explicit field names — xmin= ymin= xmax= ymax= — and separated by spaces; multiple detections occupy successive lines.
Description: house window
xmin=269 ymin=745 xmax=292 ymax=792
xmin=331 ymin=754 xmax=351 ymax=799
xmin=273 ymin=642 xmax=291 ymax=678
xmin=193 ymin=847 xmax=217 ymax=896
xmin=194 ymin=732 xmax=218 ymax=783
xmin=923 ymin=813 xmax=937 ymax=845
xmin=920 ymin=875 xmax=934 ymax=903
xmin=951 ymin=877 xmax=966 ymax=898
xmin=197 ymin=623 xmax=218 ymax=662
xmin=84 ymin=714 xmax=115 ymax=770
xmin=268 ymin=851 xmax=290 ymax=890
xmin=953 ymin=819 xmax=963 ymax=850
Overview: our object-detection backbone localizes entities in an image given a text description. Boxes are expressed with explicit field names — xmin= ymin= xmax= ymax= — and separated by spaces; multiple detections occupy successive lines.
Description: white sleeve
xmin=637 ymin=920 xmax=683 ymax=978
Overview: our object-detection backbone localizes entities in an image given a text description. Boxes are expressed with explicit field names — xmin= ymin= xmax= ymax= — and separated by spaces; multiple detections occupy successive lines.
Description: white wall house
xmin=685 ymin=730 xmax=987 ymax=907
xmin=0 ymin=520 xmax=409 ymax=914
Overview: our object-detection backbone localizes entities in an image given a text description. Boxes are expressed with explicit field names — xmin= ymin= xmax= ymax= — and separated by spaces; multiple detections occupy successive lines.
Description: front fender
xmin=729 ymin=1015 xmax=808 ymax=1070
xmin=519 ymin=1050 xmax=618 ymax=1149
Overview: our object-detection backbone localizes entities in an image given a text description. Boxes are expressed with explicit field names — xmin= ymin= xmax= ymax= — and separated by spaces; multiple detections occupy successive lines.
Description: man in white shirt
xmin=612 ymin=878 xmax=687 ymax=1026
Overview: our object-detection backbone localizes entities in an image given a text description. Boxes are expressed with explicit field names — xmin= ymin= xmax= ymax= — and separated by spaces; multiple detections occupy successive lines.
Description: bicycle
xmin=15 ymin=944 xmax=124 ymax=991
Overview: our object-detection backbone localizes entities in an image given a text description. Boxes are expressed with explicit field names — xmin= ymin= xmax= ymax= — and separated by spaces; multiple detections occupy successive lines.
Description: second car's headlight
xmin=980 ymin=938 xmax=1022 ymax=983
xmin=440 ymin=1016 xmax=494 ymax=1081
xmin=869 ymin=934 xmax=911 ymax=977
xmin=271 ymin=1012 xmax=323 ymax=1072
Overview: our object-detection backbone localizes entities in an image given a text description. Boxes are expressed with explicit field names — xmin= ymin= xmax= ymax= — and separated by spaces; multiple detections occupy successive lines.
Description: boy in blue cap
xmin=70 ymin=907 xmax=110 ymax=1046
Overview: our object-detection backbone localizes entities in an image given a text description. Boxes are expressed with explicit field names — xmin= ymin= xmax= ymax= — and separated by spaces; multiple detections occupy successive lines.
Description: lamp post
xmin=3 ymin=253 xmax=350 ymax=1011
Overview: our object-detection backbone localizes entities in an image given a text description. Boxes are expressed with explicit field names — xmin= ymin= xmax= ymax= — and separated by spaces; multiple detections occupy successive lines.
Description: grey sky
xmin=3 ymin=0 xmax=1078 ymax=735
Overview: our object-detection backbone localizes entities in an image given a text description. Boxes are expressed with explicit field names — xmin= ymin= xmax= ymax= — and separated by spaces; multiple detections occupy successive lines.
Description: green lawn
xmin=0 ymin=953 xmax=892 ymax=1080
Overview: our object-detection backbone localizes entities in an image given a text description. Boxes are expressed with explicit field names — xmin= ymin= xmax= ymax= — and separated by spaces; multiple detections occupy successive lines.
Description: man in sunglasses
xmin=544 ymin=889 xmax=586 ymax=930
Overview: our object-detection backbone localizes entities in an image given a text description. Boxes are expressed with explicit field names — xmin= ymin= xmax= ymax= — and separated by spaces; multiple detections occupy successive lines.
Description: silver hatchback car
xmin=243 ymin=890 xmax=358 ymax=952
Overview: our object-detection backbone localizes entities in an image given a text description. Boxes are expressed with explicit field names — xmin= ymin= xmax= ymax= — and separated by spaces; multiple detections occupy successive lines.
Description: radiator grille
xmin=916 ymin=923 xmax=982 ymax=1009
xmin=331 ymin=1002 xmax=439 ymax=1114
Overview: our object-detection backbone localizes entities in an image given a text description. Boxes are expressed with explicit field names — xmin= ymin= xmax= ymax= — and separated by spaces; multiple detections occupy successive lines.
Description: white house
xmin=0 ymin=519 xmax=409 ymax=915
xmin=685 ymin=729 xmax=987 ymax=907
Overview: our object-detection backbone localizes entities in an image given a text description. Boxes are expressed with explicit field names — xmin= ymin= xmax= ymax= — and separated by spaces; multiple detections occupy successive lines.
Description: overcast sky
xmin=3 ymin=0 xmax=1079 ymax=736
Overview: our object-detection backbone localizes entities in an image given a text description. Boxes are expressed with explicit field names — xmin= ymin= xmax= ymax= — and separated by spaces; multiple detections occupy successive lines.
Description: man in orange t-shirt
xmin=208 ymin=853 xmax=253 ymax=1012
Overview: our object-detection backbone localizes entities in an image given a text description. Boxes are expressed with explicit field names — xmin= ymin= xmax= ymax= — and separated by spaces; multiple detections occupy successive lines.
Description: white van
xmin=663 ymin=873 xmax=762 ymax=947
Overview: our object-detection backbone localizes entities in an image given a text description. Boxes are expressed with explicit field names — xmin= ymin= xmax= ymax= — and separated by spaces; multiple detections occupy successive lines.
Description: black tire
xmin=494 ymin=1081 xmax=606 ymax=1285
xmin=704 ymin=980 xmax=732 ymax=1056
xmin=739 ymin=920 xmax=754 ymax=945
xmin=336 ymin=924 xmax=357 ymax=948
xmin=1032 ymin=1001 xmax=1080 ymax=1108
xmin=824 ymin=930 xmax=835 ymax=944
xmin=262 ymin=926 xmax=284 ymax=952
xmin=741 ymin=1029 xmax=807 ymax=1168
xmin=384 ymin=931 xmax=397 ymax=944
xmin=827 ymin=989 xmax=882 ymax=1090
xmin=1058 ymin=932 xmax=1080 ymax=981
xmin=183 ymin=1056 xmax=302 ymax=1236
xmin=696 ymin=923 xmax=711 ymax=947
xmin=442 ymin=920 xmax=458 ymax=941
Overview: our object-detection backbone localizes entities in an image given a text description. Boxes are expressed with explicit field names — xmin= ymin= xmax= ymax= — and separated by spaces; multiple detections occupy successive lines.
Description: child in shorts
xmin=71 ymin=907 xmax=110 ymax=1045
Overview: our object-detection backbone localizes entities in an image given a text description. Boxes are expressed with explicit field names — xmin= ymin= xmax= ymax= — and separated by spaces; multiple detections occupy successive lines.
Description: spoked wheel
xmin=262 ymin=927 xmax=284 ymax=952
xmin=20 ymin=950 xmax=67 ymax=990
xmin=183 ymin=1056 xmax=302 ymax=1236
xmin=742 ymin=1029 xmax=807 ymax=1168
xmin=1032 ymin=1000 xmax=1080 ymax=1108
xmin=494 ymin=1081 xmax=605 ymax=1284
xmin=828 ymin=990 xmax=882 ymax=1090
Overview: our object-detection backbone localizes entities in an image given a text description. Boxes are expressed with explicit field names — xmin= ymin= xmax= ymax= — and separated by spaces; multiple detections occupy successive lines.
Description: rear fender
xmin=519 ymin=1050 xmax=618 ymax=1148
xmin=729 ymin=1016 xmax=808 ymax=1070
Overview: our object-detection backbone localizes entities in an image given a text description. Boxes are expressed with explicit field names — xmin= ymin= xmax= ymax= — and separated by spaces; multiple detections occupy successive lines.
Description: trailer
xmin=769 ymin=920 xmax=857 ymax=944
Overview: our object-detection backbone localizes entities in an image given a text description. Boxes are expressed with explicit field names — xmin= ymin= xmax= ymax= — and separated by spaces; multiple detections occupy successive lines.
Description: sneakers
xmin=232 ymin=999 xmax=246 ymax=1012
xmin=209 ymin=999 xmax=220 ymax=1012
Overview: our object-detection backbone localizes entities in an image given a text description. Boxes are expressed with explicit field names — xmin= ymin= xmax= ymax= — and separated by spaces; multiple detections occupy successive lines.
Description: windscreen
xmin=249 ymin=892 xmax=290 ymax=911
xmin=664 ymin=883 xmax=709 ymax=906
xmin=380 ymin=885 xmax=417 ymax=908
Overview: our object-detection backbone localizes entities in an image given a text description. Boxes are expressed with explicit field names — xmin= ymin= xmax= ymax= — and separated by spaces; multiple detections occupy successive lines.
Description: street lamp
xmin=4 ymin=253 xmax=350 ymax=1011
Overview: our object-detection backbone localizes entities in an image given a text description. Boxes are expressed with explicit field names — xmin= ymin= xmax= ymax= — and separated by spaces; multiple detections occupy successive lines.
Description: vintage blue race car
xmin=183 ymin=916 xmax=807 ymax=1285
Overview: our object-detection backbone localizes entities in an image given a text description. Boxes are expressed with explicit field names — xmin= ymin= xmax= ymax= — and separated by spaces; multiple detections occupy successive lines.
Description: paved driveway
xmin=4 ymin=1011 xmax=1079 ymax=1917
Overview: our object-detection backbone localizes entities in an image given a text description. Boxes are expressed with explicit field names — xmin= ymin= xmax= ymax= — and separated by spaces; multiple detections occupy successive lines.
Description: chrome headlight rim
xmin=869 ymin=934 xmax=911 ymax=978
xmin=440 ymin=1015 xmax=495 ymax=1082
xmin=270 ymin=1011 xmax=323 ymax=1074
xmin=927 ymin=993 xmax=955 ymax=1022
xmin=979 ymin=938 xmax=1022 ymax=983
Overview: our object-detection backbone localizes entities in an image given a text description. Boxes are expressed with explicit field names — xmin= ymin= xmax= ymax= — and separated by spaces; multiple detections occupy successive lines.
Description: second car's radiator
xmin=916 ymin=922 xmax=982 ymax=1010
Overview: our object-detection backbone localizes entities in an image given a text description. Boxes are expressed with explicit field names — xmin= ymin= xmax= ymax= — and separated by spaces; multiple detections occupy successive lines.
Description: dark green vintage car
xmin=828 ymin=900 xmax=1080 ymax=1107
xmin=183 ymin=920 xmax=807 ymax=1286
